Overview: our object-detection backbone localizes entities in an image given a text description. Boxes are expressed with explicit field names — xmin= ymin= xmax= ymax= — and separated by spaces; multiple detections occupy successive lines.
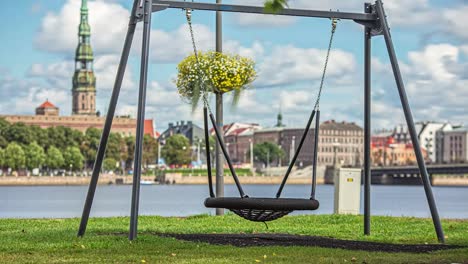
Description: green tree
xmin=3 ymin=123 xmax=35 ymax=146
xmin=161 ymin=135 xmax=191 ymax=166
xmin=124 ymin=136 xmax=135 ymax=169
xmin=63 ymin=146 xmax=84 ymax=171
xmin=4 ymin=142 xmax=26 ymax=170
xmin=47 ymin=127 xmax=67 ymax=150
xmin=31 ymin=126 xmax=49 ymax=149
xmin=0 ymin=118 xmax=9 ymax=131
xmin=103 ymin=158 xmax=118 ymax=171
xmin=47 ymin=126 xmax=82 ymax=150
xmin=25 ymin=142 xmax=46 ymax=170
xmin=80 ymin=127 xmax=101 ymax=168
xmin=0 ymin=135 xmax=7 ymax=149
xmin=143 ymin=135 xmax=158 ymax=168
xmin=253 ymin=142 xmax=285 ymax=167
xmin=46 ymin=146 xmax=64 ymax=170
xmin=106 ymin=133 xmax=124 ymax=162
xmin=0 ymin=148 xmax=5 ymax=168
xmin=0 ymin=119 xmax=9 ymax=148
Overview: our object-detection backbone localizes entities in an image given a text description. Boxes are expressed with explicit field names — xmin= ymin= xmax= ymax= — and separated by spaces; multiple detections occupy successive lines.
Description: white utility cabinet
xmin=334 ymin=168 xmax=362 ymax=215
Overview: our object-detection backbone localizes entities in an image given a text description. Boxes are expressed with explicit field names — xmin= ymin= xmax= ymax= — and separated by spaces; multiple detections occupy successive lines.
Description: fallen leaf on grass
xmin=81 ymin=245 xmax=86 ymax=249
xmin=141 ymin=260 xmax=146 ymax=263
xmin=171 ymin=253 xmax=177 ymax=257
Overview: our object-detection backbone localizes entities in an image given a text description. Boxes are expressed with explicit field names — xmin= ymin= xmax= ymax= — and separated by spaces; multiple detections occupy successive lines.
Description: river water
xmin=1 ymin=185 xmax=467 ymax=219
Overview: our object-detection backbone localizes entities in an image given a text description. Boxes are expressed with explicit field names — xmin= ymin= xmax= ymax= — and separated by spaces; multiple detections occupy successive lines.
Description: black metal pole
xmin=209 ymin=113 xmax=247 ymax=198
xmin=311 ymin=110 xmax=320 ymax=200
xmin=204 ymin=107 xmax=215 ymax=198
xmin=215 ymin=0 xmax=224 ymax=216
xmin=375 ymin=0 xmax=445 ymax=243
xmin=363 ymin=3 xmax=372 ymax=236
xmin=77 ymin=0 xmax=139 ymax=238
xmin=277 ymin=110 xmax=316 ymax=198
xmin=129 ymin=0 xmax=152 ymax=241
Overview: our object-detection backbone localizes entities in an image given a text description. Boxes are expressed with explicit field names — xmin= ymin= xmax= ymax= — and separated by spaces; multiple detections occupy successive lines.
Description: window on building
xmin=82 ymin=95 xmax=85 ymax=100
xmin=82 ymin=104 xmax=85 ymax=109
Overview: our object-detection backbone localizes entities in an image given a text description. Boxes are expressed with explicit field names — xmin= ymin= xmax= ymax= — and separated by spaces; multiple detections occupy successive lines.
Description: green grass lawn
xmin=0 ymin=214 xmax=467 ymax=263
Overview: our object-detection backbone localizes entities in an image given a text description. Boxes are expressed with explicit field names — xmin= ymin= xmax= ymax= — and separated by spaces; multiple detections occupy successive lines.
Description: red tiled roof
xmin=144 ymin=119 xmax=155 ymax=138
xmin=229 ymin=127 xmax=249 ymax=136
xmin=38 ymin=100 xmax=57 ymax=109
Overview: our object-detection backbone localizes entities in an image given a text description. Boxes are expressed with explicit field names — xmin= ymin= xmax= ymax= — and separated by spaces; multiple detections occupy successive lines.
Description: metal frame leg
xmin=129 ymin=0 xmax=152 ymax=241
xmin=375 ymin=0 xmax=445 ymax=243
xmin=77 ymin=0 xmax=140 ymax=238
xmin=363 ymin=3 xmax=372 ymax=236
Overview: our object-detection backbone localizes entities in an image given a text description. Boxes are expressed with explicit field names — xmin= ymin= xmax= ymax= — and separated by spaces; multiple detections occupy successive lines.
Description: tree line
xmin=0 ymin=119 xmax=158 ymax=174
xmin=159 ymin=134 xmax=285 ymax=168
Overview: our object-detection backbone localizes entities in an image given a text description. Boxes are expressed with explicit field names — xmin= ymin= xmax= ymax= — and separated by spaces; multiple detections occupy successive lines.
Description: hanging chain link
xmin=313 ymin=18 xmax=338 ymax=111
xmin=185 ymin=9 xmax=214 ymax=115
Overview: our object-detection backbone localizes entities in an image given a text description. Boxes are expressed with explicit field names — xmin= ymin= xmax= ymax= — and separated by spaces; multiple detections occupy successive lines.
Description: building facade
xmin=159 ymin=121 xmax=204 ymax=144
xmin=1 ymin=101 xmax=155 ymax=138
xmin=418 ymin=122 xmax=453 ymax=162
xmin=223 ymin=120 xmax=364 ymax=167
xmin=382 ymin=122 xmax=454 ymax=163
xmin=371 ymin=143 xmax=428 ymax=166
xmin=317 ymin=120 xmax=363 ymax=167
xmin=442 ymin=128 xmax=468 ymax=163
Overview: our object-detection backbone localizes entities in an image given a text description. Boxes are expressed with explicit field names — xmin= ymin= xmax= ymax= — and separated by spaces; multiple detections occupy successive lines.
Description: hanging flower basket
xmin=175 ymin=51 xmax=256 ymax=111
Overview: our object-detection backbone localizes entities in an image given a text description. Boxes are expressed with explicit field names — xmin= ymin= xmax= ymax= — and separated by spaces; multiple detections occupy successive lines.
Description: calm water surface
xmin=1 ymin=185 xmax=467 ymax=219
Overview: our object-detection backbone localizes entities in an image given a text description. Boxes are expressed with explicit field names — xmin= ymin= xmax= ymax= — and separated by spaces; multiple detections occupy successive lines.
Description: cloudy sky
xmin=0 ymin=0 xmax=467 ymax=132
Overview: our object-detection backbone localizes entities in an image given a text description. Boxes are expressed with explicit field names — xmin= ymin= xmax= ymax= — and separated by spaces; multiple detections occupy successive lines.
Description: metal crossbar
xmin=151 ymin=0 xmax=377 ymax=21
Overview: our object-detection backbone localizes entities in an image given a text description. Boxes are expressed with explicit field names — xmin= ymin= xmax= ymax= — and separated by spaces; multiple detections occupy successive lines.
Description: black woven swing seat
xmin=205 ymin=197 xmax=320 ymax=222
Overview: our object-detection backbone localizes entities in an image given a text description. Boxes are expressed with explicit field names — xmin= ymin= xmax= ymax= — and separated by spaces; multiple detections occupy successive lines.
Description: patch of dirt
xmin=159 ymin=233 xmax=462 ymax=253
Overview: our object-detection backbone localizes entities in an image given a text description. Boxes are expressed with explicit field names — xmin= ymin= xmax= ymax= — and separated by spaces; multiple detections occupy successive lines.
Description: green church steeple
xmin=276 ymin=105 xmax=284 ymax=127
xmin=72 ymin=0 xmax=96 ymax=115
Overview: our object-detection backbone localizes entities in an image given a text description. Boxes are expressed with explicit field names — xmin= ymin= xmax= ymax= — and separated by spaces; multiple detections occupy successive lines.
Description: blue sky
xmin=0 ymin=0 xmax=467 ymax=132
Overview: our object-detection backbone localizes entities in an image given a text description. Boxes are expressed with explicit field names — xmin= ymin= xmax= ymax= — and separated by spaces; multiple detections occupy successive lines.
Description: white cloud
xmin=34 ymin=0 xmax=220 ymax=64
xmin=224 ymin=40 xmax=265 ymax=60
xmin=369 ymin=43 xmax=468 ymax=127
xmin=146 ymin=24 xmax=214 ymax=63
xmin=441 ymin=6 xmax=468 ymax=40
xmin=407 ymin=44 xmax=459 ymax=82
xmin=0 ymin=72 xmax=70 ymax=116
xmin=255 ymin=45 xmax=356 ymax=87
xmin=35 ymin=0 xmax=128 ymax=54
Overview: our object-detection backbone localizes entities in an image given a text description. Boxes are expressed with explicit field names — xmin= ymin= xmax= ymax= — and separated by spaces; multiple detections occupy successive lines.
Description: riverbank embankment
xmin=1 ymin=173 xmax=467 ymax=186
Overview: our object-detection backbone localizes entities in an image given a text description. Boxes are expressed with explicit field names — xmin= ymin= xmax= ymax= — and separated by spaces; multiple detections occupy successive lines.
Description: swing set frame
xmin=77 ymin=0 xmax=446 ymax=243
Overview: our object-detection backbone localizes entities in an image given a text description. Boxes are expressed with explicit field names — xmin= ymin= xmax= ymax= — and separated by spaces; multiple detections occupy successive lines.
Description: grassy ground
xmin=0 ymin=214 xmax=467 ymax=263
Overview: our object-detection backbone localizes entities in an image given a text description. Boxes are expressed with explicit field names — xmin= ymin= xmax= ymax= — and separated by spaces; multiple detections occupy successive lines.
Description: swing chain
xmin=313 ymin=18 xmax=338 ymax=111
xmin=185 ymin=8 xmax=214 ymax=115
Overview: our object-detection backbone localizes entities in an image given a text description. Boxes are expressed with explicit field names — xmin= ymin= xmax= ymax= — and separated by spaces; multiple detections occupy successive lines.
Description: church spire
xmin=276 ymin=104 xmax=284 ymax=127
xmin=72 ymin=0 xmax=96 ymax=115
